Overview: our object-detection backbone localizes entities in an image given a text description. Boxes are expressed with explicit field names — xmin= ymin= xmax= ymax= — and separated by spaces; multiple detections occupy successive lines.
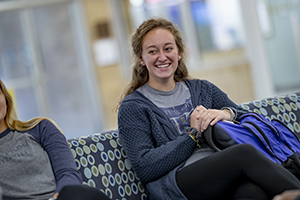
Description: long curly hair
xmin=0 ymin=79 xmax=63 ymax=133
xmin=118 ymin=18 xmax=190 ymax=108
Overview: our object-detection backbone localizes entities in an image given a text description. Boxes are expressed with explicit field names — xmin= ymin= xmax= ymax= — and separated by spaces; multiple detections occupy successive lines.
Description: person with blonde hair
xmin=0 ymin=79 xmax=110 ymax=200
xmin=117 ymin=18 xmax=300 ymax=200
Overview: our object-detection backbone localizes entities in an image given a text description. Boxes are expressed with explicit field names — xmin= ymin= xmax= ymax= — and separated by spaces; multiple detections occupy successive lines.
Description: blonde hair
xmin=117 ymin=18 xmax=190 ymax=109
xmin=0 ymin=79 xmax=64 ymax=133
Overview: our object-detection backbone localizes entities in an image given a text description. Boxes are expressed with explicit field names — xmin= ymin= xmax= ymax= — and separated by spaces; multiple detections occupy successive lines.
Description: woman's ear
xmin=140 ymin=57 xmax=145 ymax=66
xmin=178 ymin=52 xmax=182 ymax=61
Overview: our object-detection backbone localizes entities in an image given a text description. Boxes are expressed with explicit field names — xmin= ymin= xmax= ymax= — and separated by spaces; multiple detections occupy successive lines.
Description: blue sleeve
xmin=203 ymin=80 xmax=246 ymax=118
xmin=33 ymin=120 xmax=82 ymax=193
xmin=118 ymin=101 xmax=196 ymax=184
xmin=188 ymin=79 xmax=246 ymax=119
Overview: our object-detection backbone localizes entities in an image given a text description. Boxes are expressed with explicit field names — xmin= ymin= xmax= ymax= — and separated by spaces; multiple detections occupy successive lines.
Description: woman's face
xmin=0 ymin=89 xmax=7 ymax=132
xmin=141 ymin=28 xmax=181 ymax=88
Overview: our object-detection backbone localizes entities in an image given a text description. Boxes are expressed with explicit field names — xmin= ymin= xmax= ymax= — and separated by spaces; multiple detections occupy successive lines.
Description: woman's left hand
xmin=272 ymin=190 xmax=300 ymax=200
xmin=49 ymin=193 xmax=59 ymax=200
xmin=194 ymin=106 xmax=231 ymax=133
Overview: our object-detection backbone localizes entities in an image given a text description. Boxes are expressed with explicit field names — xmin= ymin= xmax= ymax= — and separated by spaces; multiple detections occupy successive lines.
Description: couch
xmin=67 ymin=92 xmax=300 ymax=200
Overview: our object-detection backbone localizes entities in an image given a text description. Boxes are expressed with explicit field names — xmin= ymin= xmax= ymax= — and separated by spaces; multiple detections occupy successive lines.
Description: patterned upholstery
xmin=67 ymin=130 xmax=147 ymax=200
xmin=240 ymin=92 xmax=300 ymax=137
xmin=67 ymin=92 xmax=300 ymax=200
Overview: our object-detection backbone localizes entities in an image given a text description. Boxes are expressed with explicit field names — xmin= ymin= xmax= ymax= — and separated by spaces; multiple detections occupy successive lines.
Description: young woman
xmin=0 ymin=79 xmax=110 ymax=200
xmin=117 ymin=18 xmax=300 ymax=200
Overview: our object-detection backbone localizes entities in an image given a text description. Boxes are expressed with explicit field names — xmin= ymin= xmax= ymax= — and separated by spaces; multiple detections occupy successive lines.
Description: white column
xmin=239 ymin=0 xmax=275 ymax=99
xmin=179 ymin=0 xmax=202 ymax=71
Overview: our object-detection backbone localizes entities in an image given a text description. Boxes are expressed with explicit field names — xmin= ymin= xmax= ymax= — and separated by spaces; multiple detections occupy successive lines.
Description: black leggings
xmin=57 ymin=185 xmax=110 ymax=200
xmin=176 ymin=144 xmax=300 ymax=200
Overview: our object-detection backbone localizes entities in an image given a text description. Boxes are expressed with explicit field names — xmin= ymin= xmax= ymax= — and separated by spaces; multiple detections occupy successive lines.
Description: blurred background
xmin=0 ymin=0 xmax=299 ymax=138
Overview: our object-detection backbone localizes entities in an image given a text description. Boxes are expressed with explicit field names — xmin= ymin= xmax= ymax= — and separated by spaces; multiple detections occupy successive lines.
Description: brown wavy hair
xmin=0 ymin=79 xmax=63 ymax=133
xmin=117 ymin=18 xmax=190 ymax=109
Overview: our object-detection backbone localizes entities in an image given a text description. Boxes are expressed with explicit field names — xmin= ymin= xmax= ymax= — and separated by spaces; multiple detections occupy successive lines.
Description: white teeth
xmin=157 ymin=64 xmax=169 ymax=68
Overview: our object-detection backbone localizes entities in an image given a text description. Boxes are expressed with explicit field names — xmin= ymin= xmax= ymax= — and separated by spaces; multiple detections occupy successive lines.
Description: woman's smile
xmin=141 ymin=28 xmax=181 ymax=89
xmin=156 ymin=63 xmax=170 ymax=68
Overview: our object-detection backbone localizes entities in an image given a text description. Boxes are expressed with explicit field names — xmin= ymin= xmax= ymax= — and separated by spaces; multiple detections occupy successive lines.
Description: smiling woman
xmin=141 ymin=28 xmax=181 ymax=91
xmin=117 ymin=18 xmax=300 ymax=200
xmin=120 ymin=17 xmax=188 ymax=100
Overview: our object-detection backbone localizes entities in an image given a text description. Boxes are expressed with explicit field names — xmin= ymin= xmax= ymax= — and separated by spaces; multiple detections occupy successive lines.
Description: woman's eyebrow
xmin=145 ymin=42 xmax=174 ymax=50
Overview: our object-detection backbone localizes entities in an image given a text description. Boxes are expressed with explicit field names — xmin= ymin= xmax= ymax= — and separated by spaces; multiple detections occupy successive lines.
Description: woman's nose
xmin=158 ymin=51 xmax=167 ymax=61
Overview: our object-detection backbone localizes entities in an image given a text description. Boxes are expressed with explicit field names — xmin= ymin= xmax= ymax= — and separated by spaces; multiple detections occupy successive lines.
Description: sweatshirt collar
xmin=0 ymin=128 xmax=12 ymax=139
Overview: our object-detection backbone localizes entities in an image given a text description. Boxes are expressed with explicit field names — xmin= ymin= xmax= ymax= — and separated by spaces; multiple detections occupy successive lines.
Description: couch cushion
xmin=239 ymin=92 xmax=300 ymax=137
xmin=67 ymin=129 xmax=148 ymax=200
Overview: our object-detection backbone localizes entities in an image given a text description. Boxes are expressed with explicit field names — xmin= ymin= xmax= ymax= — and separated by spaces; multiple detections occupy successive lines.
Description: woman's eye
xmin=166 ymin=47 xmax=173 ymax=51
xmin=149 ymin=50 xmax=156 ymax=54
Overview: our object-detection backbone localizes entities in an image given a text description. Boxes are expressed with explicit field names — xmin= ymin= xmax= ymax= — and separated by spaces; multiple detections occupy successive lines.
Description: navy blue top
xmin=118 ymin=79 xmax=244 ymax=200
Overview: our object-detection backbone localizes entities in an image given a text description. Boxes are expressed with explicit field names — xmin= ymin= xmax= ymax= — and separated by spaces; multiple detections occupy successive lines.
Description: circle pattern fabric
xmin=68 ymin=130 xmax=147 ymax=200
xmin=240 ymin=93 xmax=300 ymax=137
xmin=67 ymin=92 xmax=300 ymax=200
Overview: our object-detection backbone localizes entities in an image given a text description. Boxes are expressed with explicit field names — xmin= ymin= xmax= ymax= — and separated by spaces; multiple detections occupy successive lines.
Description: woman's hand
xmin=273 ymin=190 xmax=300 ymax=200
xmin=190 ymin=105 xmax=232 ymax=133
xmin=49 ymin=193 xmax=59 ymax=200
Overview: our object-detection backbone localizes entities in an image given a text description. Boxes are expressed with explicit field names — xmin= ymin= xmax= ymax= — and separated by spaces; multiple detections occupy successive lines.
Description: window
xmin=0 ymin=0 xmax=104 ymax=138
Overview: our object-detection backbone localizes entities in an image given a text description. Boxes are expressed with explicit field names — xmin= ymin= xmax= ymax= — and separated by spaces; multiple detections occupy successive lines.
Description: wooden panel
xmin=191 ymin=63 xmax=255 ymax=104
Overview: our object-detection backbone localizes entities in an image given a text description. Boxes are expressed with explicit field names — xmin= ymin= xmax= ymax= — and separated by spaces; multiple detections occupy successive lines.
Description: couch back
xmin=67 ymin=92 xmax=300 ymax=200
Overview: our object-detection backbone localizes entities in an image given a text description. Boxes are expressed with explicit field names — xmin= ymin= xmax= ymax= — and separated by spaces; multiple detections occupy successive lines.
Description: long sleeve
xmin=36 ymin=120 xmax=82 ymax=193
xmin=118 ymin=99 xmax=196 ymax=184
xmin=117 ymin=80 xmax=249 ymax=200
xmin=187 ymin=79 xmax=246 ymax=119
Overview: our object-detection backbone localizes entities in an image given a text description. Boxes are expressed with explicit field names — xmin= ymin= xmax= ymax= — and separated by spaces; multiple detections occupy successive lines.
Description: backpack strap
xmin=272 ymin=119 xmax=300 ymax=141
xmin=241 ymin=112 xmax=296 ymax=153
xmin=242 ymin=121 xmax=284 ymax=163
xmin=203 ymin=125 xmax=222 ymax=152
xmin=247 ymin=113 xmax=282 ymax=137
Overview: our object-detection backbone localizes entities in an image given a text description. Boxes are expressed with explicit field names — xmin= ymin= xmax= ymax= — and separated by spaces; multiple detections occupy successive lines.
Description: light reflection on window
xmin=128 ymin=0 xmax=244 ymax=52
